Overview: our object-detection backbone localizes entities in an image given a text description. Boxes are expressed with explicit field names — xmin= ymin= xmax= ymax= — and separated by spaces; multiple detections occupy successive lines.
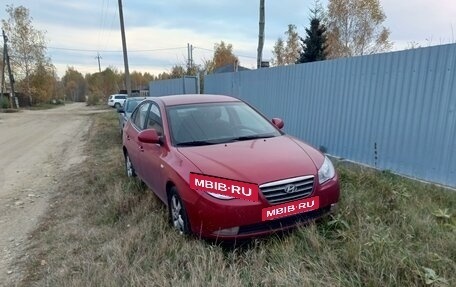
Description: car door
xmin=124 ymin=101 xmax=151 ymax=178
xmin=140 ymin=102 xmax=167 ymax=201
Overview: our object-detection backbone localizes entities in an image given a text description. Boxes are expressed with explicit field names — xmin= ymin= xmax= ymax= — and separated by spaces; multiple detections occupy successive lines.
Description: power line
xmin=46 ymin=46 xmax=187 ymax=53
xmin=97 ymin=0 xmax=107 ymax=50
xmin=193 ymin=46 xmax=257 ymax=59
xmin=103 ymin=0 xmax=118 ymax=51
xmin=43 ymin=45 xmax=256 ymax=60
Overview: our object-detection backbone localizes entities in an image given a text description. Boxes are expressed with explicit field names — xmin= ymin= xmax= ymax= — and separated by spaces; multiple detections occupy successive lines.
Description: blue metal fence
xmin=149 ymin=76 xmax=198 ymax=96
xmin=204 ymin=44 xmax=456 ymax=188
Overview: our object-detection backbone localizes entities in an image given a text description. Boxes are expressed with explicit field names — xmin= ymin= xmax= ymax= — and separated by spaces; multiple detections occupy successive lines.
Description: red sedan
xmin=122 ymin=95 xmax=340 ymax=239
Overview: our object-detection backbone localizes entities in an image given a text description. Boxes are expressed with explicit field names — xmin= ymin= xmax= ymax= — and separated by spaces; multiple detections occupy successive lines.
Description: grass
xmin=29 ymin=102 xmax=65 ymax=110
xmin=19 ymin=112 xmax=455 ymax=286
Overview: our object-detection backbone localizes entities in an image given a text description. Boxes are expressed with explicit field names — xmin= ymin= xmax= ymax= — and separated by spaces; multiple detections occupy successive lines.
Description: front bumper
xmin=184 ymin=174 xmax=340 ymax=240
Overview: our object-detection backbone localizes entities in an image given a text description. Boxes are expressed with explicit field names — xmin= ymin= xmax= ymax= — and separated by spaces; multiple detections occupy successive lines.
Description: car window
xmin=132 ymin=102 xmax=151 ymax=130
xmin=146 ymin=103 xmax=163 ymax=135
xmin=125 ymin=100 xmax=141 ymax=113
xmin=231 ymin=105 xmax=271 ymax=131
xmin=115 ymin=95 xmax=126 ymax=100
xmin=167 ymin=102 xmax=281 ymax=146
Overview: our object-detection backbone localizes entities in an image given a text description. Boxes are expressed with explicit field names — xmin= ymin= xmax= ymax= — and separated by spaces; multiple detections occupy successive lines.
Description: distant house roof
xmin=213 ymin=63 xmax=250 ymax=74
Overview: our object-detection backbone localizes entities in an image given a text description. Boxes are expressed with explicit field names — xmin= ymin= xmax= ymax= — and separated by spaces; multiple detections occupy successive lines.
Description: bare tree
xmin=1 ymin=5 xmax=47 ymax=101
xmin=326 ymin=0 xmax=392 ymax=58
xmin=271 ymin=25 xmax=301 ymax=66
xmin=284 ymin=24 xmax=301 ymax=64
xmin=271 ymin=38 xmax=286 ymax=66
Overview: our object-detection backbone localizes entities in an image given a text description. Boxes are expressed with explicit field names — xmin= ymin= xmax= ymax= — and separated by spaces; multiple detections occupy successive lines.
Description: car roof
xmin=153 ymin=94 xmax=241 ymax=106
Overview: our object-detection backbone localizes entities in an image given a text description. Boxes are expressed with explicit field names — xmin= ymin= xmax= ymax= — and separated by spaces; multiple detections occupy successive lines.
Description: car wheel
xmin=168 ymin=187 xmax=191 ymax=235
xmin=124 ymin=152 xmax=136 ymax=177
xmin=114 ymin=103 xmax=120 ymax=109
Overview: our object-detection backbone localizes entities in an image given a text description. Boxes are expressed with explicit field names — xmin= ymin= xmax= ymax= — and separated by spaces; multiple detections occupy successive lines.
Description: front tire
xmin=124 ymin=152 xmax=136 ymax=178
xmin=114 ymin=103 xmax=121 ymax=109
xmin=168 ymin=187 xmax=191 ymax=235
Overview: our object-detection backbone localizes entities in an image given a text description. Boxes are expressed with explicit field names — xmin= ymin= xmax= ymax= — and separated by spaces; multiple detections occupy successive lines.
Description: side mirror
xmin=271 ymin=118 xmax=284 ymax=129
xmin=138 ymin=129 xmax=161 ymax=144
xmin=117 ymin=107 xmax=125 ymax=113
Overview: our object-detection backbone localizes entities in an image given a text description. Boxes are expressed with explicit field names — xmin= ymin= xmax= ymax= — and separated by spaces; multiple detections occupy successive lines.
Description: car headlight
xmin=318 ymin=156 xmax=335 ymax=184
xmin=206 ymin=192 xmax=235 ymax=200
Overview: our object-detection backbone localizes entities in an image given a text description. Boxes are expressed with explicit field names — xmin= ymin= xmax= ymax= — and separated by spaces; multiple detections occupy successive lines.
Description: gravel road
xmin=0 ymin=103 xmax=105 ymax=284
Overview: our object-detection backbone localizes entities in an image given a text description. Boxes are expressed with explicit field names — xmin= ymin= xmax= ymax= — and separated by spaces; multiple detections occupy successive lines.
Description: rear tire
xmin=168 ymin=187 xmax=191 ymax=235
xmin=124 ymin=152 xmax=136 ymax=178
xmin=114 ymin=103 xmax=120 ymax=109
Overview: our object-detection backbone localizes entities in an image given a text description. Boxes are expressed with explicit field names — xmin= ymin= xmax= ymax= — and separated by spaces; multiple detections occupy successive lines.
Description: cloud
xmin=379 ymin=0 xmax=456 ymax=48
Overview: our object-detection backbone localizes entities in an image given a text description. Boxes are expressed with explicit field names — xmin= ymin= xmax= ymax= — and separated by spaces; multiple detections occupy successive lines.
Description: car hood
xmin=177 ymin=135 xmax=319 ymax=185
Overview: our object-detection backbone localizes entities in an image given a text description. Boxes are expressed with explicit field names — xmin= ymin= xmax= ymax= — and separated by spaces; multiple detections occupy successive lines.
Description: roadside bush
xmin=87 ymin=91 xmax=102 ymax=106
xmin=51 ymin=99 xmax=65 ymax=105
xmin=0 ymin=96 xmax=10 ymax=109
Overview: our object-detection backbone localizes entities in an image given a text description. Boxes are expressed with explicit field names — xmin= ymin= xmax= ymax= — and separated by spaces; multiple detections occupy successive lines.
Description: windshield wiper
xmin=228 ymin=134 xmax=276 ymax=142
xmin=176 ymin=140 xmax=219 ymax=147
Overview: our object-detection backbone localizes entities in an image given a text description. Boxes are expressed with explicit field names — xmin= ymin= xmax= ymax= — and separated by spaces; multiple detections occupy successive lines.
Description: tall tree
xmin=284 ymin=24 xmax=301 ymax=64
xmin=298 ymin=2 xmax=327 ymax=63
xmin=170 ymin=65 xmax=186 ymax=79
xmin=271 ymin=38 xmax=286 ymax=66
xmin=62 ymin=67 xmax=87 ymax=102
xmin=28 ymin=60 xmax=56 ymax=103
xmin=326 ymin=0 xmax=392 ymax=58
xmin=212 ymin=41 xmax=239 ymax=70
xmin=271 ymin=25 xmax=301 ymax=66
xmin=1 ymin=5 xmax=47 ymax=100
xmin=86 ymin=67 xmax=121 ymax=99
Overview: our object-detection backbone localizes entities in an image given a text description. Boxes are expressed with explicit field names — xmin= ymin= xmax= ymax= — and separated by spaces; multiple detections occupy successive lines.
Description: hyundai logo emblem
xmin=284 ymin=184 xmax=298 ymax=194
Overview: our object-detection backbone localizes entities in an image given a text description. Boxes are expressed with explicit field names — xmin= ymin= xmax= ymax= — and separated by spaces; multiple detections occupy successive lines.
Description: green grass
xmin=20 ymin=112 xmax=455 ymax=286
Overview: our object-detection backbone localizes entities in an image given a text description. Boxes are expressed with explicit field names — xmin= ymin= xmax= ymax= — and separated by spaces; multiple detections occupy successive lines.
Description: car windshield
xmin=125 ymin=99 xmax=142 ymax=113
xmin=167 ymin=102 xmax=282 ymax=146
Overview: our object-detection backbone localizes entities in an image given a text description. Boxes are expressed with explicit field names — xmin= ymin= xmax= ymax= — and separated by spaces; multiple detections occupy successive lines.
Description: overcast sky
xmin=1 ymin=0 xmax=455 ymax=78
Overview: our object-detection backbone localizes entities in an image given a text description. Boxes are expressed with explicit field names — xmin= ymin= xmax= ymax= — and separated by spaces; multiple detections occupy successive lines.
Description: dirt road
xmin=0 ymin=103 xmax=105 ymax=284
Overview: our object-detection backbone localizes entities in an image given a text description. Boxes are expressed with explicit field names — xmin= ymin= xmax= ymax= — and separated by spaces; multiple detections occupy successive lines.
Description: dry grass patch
xmin=19 ymin=112 xmax=456 ymax=286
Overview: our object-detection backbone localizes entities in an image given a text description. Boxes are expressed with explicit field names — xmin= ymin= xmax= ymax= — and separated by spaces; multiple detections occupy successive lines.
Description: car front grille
xmin=260 ymin=175 xmax=314 ymax=204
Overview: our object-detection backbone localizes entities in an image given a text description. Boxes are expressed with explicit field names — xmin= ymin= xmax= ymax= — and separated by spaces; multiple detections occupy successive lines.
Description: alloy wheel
xmin=171 ymin=194 xmax=185 ymax=234
xmin=169 ymin=187 xmax=190 ymax=235
xmin=125 ymin=154 xmax=136 ymax=177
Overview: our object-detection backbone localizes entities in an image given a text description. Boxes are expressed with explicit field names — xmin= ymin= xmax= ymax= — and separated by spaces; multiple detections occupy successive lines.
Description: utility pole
xmin=257 ymin=0 xmax=265 ymax=69
xmin=118 ymin=0 xmax=131 ymax=96
xmin=187 ymin=43 xmax=190 ymax=69
xmin=1 ymin=40 xmax=5 ymax=104
xmin=187 ymin=43 xmax=194 ymax=71
xmin=2 ymin=30 xmax=15 ymax=108
xmin=190 ymin=44 xmax=193 ymax=70
xmin=95 ymin=53 xmax=102 ymax=73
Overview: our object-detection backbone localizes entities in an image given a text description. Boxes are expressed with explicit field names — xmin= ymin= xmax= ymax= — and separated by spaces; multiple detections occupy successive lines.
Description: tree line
xmin=0 ymin=4 xmax=241 ymax=106
xmin=1 ymin=0 xmax=392 ymax=106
